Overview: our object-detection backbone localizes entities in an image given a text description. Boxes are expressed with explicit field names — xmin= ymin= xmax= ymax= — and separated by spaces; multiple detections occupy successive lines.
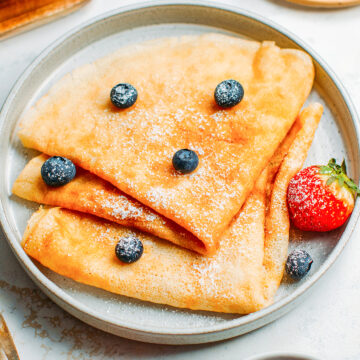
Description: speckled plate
xmin=0 ymin=1 xmax=359 ymax=345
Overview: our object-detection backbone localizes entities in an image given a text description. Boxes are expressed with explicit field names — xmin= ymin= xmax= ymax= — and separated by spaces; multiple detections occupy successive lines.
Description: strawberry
xmin=287 ymin=158 xmax=359 ymax=232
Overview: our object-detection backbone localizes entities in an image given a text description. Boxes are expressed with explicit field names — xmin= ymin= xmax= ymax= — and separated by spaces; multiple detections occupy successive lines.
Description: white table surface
xmin=1 ymin=0 xmax=360 ymax=359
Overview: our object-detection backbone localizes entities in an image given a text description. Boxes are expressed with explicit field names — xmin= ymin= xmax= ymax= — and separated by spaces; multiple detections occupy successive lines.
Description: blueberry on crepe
xmin=172 ymin=149 xmax=199 ymax=174
xmin=115 ymin=235 xmax=144 ymax=263
xmin=41 ymin=156 xmax=76 ymax=187
xmin=214 ymin=80 xmax=244 ymax=108
xmin=110 ymin=83 xmax=137 ymax=109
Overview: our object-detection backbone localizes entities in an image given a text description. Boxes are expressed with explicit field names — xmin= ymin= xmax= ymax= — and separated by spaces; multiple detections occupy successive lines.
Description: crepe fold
xmin=21 ymin=104 xmax=322 ymax=314
xmin=12 ymin=109 xmax=313 ymax=255
xmin=12 ymin=154 xmax=205 ymax=254
xmin=18 ymin=33 xmax=315 ymax=254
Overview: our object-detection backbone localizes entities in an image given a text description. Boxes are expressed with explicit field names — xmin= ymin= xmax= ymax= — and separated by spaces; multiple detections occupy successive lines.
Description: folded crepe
xmin=21 ymin=104 xmax=322 ymax=313
xmin=18 ymin=33 xmax=315 ymax=253
xmin=264 ymin=103 xmax=323 ymax=298
xmin=13 ymin=154 xmax=204 ymax=254
xmin=12 ymin=113 xmax=308 ymax=255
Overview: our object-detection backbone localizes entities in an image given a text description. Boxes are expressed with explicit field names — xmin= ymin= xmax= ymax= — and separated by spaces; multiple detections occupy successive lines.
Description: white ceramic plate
xmin=0 ymin=1 xmax=359 ymax=345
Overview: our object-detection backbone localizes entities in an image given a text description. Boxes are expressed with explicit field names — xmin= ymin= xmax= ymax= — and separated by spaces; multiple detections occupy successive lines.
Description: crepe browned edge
xmin=263 ymin=102 xmax=323 ymax=299
xmin=17 ymin=34 xmax=315 ymax=254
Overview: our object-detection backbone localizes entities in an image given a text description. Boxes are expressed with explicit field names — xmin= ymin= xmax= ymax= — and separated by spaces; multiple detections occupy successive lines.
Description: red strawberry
xmin=287 ymin=159 xmax=359 ymax=232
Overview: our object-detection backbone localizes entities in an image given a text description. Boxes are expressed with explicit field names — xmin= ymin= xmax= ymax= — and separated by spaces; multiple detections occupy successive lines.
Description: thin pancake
xmin=264 ymin=103 xmax=323 ymax=298
xmin=22 ymin=172 xmax=269 ymax=314
xmin=18 ymin=33 xmax=315 ymax=252
xmin=13 ymin=114 xmax=310 ymax=255
xmin=21 ymin=104 xmax=322 ymax=313
xmin=12 ymin=154 xmax=204 ymax=254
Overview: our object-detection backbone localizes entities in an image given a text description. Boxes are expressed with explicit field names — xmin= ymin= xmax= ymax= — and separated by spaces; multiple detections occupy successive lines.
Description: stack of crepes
xmin=13 ymin=34 xmax=323 ymax=314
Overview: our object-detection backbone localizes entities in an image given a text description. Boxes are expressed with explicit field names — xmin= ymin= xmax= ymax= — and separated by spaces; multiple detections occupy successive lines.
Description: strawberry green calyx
xmin=319 ymin=158 xmax=360 ymax=197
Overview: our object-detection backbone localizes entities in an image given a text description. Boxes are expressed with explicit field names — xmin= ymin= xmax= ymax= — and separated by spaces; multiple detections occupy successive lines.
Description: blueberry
xmin=115 ymin=234 xmax=144 ymax=263
xmin=110 ymin=83 xmax=137 ymax=109
xmin=286 ymin=249 xmax=313 ymax=280
xmin=172 ymin=149 xmax=199 ymax=174
xmin=41 ymin=156 xmax=76 ymax=187
xmin=214 ymin=80 xmax=244 ymax=108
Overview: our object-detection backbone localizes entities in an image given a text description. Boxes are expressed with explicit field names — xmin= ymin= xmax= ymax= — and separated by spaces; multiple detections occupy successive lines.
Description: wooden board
xmin=0 ymin=0 xmax=89 ymax=39
xmin=286 ymin=0 xmax=360 ymax=7
xmin=0 ymin=315 xmax=19 ymax=360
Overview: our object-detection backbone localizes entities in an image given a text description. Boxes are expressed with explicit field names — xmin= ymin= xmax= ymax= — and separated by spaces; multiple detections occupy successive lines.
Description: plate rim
xmin=0 ymin=0 xmax=359 ymax=339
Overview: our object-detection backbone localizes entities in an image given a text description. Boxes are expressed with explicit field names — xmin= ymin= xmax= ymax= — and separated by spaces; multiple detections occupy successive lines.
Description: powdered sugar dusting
xmin=18 ymin=34 xmax=314 ymax=246
xmin=97 ymin=190 xmax=145 ymax=220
